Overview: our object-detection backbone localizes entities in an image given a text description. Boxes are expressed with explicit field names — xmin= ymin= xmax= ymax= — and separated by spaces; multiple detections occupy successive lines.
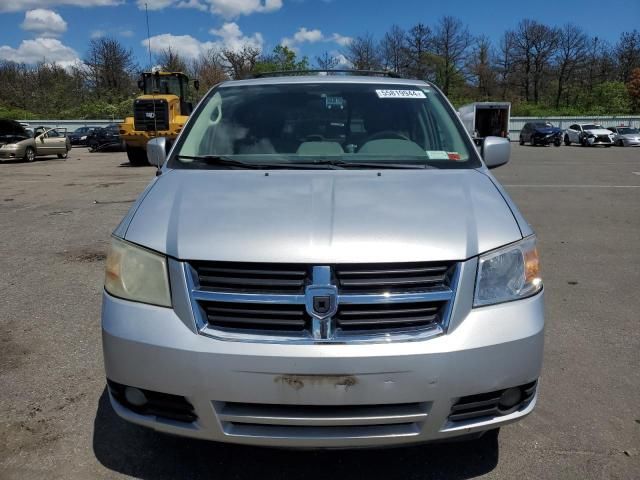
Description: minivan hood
xmin=123 ymin=169 xmax=522 ymax=263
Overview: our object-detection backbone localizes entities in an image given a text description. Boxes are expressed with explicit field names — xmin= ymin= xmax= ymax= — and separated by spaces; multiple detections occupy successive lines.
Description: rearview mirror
xmin=146 ymin=137 xmax=167 ymax=168
xmin=481 ymin=136 xmax=510 ymax=169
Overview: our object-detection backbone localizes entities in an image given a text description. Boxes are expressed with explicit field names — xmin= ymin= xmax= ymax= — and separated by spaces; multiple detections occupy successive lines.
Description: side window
xmin=569 ymin=124 xmax=577 ymax=130
xmin=47 ymin=129 xmax=60 ymax=137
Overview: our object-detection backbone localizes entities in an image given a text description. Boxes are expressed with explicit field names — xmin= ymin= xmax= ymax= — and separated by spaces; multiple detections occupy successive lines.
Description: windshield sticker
xmin=447 ymin=152 xmax=461 ymax=160
xmin=376 ymin=89 xmax=426 ymax=99
xmin=426 ymin=150 xmax=449 ymax=160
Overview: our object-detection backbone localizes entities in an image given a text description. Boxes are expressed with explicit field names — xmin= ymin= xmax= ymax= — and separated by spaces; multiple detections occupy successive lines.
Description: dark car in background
xmin=68 ymin=126 xmax=97 ymax=146
xmin=519 ymin=122 xmax=562 ymax=146
xmin=87 ymin=124 xmax=125 ymax=152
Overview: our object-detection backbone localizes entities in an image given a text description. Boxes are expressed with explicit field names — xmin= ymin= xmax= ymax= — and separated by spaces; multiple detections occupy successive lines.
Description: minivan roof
xmin=220 ymin=75 xmax=431 ymax=88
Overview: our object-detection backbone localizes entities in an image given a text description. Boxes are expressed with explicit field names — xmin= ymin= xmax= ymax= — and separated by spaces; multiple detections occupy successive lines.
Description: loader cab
xmin=138 ymin=72 xmax=195 ymax=115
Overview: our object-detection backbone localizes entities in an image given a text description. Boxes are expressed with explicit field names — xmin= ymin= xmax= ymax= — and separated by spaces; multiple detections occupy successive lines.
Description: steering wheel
xmin=357 ymin=131 xmax=411 ymax=150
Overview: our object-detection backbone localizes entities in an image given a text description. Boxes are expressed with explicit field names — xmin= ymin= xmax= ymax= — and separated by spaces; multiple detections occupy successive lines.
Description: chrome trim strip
xmin=192 ymin=290 xmax=306 ymax=305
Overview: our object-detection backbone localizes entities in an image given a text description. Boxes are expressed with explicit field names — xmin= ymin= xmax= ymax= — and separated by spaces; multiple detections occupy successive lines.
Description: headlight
xmin=104 ymin=236 xmax=171 ymax=307
xmin=1 ymin=143 xmax=18 ymax=149
xmin=81 ymin=135 xmax=87 ymax=140
xmin=474 ymin=236 xmax=542 ymax=307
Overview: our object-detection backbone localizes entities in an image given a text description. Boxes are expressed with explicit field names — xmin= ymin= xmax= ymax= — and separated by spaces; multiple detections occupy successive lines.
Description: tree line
xmin=1 ymin=18 xmax=639 ymax=120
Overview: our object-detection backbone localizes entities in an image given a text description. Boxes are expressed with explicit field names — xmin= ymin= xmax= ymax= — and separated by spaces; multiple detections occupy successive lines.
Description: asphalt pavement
xmin=0 ymin=144 xmax=638 ymax=479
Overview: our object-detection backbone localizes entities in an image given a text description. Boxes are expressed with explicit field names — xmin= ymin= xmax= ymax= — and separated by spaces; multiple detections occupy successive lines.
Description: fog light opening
xmin=124 ymin=386 xmax=148 ymax=407
xmin=498 ymin=387 xmax=522 ymax=410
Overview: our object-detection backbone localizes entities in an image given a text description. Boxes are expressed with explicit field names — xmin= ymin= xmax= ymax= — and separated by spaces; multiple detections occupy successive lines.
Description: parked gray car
xmin=607 ymin=126 xmax=640 ymax=147
xmin=0 ymin=120 xmax=70 ymax=162
xmin=102 ymin=73 xmax=544 ymax=448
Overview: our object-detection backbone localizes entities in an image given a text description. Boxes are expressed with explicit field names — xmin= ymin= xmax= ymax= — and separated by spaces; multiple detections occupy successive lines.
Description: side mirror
xmin=193 ymin=79 xmax=200 ymax=91
xmin=147 ymin=137 xmax=167 ymax=168
xmin=482 ymin=136 xmax=510 ymax=169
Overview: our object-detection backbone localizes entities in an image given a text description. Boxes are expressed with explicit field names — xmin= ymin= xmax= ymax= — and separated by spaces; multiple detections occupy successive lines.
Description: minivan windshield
xmin=171 ymin=82 xmax=478 ymax=169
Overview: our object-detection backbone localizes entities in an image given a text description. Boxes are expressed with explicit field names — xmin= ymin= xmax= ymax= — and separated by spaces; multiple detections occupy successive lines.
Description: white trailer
xmin=458 ymin=102 xmax=511 ymax=143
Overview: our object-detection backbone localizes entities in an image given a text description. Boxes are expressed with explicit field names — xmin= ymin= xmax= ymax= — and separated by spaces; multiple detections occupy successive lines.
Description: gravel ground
xmin=0 ymin=144 xmax=638 ymax=479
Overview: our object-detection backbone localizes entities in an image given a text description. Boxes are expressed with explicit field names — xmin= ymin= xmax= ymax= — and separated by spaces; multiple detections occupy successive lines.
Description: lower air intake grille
xmin=107 ymin=380 xmax=197 ymax=423
xmin=448 ymin=381 xmax=537 ymax=423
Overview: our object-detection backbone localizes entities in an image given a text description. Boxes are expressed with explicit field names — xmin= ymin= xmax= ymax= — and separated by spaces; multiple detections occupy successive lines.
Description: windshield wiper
xmin=177 ymin=155 xmax=341 ymax=169
xmin=308 ymin=159 xmax=434 ymax=169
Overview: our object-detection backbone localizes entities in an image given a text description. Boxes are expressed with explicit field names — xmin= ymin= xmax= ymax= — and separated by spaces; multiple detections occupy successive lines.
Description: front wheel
xmin=564 ymin=135 xmax=571 ymax=146
xmin=519 ymin=137 xmax=524 ymax=146
xmin=617 ymin=139 xmax=625 ymax=147
xmin=23 ymin=146 xmax=36 ymax=162
xmin=126 ymin=146 xmax=149 ymax=166
xmin=57 ymin=152 xmax=68 ymax=159
xmin=554 ymin=138 xmax=561 ymax=147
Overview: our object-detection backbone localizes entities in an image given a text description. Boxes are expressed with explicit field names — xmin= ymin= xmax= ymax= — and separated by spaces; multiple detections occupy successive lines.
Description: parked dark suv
xmin=87 ymin=124 xmax=125 ymax=152
xmin=68 ymin=126 xmax=97 ymax=146
xmin=519 ymin=122 xmax=562 ymax=146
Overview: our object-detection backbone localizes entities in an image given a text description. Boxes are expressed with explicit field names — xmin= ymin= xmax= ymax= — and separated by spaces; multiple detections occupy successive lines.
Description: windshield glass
xmin=171 ymin=82 xmax=478 ymax=169
xmin=534 ymin=122 xmax=553 ymax=128
xmin=582 ymin=124 xmax=601 ymax=130
xmin=618 ymin=127 xmax=638 ymax=134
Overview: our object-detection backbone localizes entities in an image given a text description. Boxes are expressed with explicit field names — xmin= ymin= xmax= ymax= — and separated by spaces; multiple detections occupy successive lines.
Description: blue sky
xmin=0 ymin=0 xmax=639 ymax=69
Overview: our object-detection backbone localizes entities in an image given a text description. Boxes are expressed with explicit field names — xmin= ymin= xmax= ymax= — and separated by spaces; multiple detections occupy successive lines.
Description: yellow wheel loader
xmin=120 ymin=71 xmax=199 ymax=166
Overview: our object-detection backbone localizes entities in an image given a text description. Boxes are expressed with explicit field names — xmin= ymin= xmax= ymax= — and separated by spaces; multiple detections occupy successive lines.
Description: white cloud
xmin=209 ymin=22 xmax=263 ymax=51
xmin=282 ymin=28 xmax=353 ymax=49
xmin=20 ymin=9 xmax=67 ymax=37
xmin=90 ymin=29 xmax=106 ymax=39
xmin=0 ymin=37 xmax=80 ymax=68
xmin=0 ymin=0 xmax=122 ymax=12
xmin=91 ymin=28 xmax=133 ymax=39
xmin=136 ymin=0 xmax=282 ymax=17
xmin=330 ymin=33 xmax=352 ymax=47
xmin=144 ymin=22 xmax=263 ymax=60
xmin=176 ymin=0 xmax=208 ymax=11
xmin=139 ymin=0 xmax=174 ymax=10
xmin=120 ymin=29 xmax=134 ymax=38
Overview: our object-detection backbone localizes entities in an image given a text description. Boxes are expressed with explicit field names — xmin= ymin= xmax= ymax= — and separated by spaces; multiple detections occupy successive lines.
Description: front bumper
xmin=102 ymin=262 xmax=544 ymax=448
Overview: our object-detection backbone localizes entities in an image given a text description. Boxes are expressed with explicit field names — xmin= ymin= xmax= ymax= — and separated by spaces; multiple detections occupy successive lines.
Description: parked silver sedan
xmin=607 ymin=126 xmax=640 ymax=147
xmin=0 ymin=120 xmax=71 ymax=162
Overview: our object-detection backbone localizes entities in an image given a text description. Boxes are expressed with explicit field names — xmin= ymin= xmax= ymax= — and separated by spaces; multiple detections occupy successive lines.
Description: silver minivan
xmin=102 ymin=73 xmax=544 ymax=448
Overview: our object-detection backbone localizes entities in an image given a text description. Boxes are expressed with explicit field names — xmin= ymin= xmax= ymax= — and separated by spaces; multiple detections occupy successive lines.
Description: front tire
xmin=617 ymin=139 xmax=624 ymax=147
xmin=564 ymin=135 xmax=571 ymax=146
xmin=23 ymin=146 xmax=36 ymax=162
xmin=57 ymin=152 xmax=68 ymax=159
xmin=519 ymin=136 xmax=524 ymax=146
xmin=126 ymin=146 xmax=149 ymax=166
xmin=554 ymin=138 xmax=561 ymax=147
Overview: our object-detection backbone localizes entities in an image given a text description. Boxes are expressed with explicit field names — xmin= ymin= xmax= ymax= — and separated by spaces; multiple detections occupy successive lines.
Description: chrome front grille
xmin=185 ymin=261 xmax=459 ymax=344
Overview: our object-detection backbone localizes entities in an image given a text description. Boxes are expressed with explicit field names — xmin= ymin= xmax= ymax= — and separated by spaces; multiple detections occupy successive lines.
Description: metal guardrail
xmin=17 ymin=119 xmax=123 ymax=131
xmin=18 ymin=116 xmax=640 ymax=138
xmin=509 ymin=116 xmax=640 ymax=137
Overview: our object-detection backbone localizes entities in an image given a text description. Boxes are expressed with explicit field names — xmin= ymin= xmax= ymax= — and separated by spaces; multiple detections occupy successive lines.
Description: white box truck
xmin=458 ymin=102 xmax=511 ymax=144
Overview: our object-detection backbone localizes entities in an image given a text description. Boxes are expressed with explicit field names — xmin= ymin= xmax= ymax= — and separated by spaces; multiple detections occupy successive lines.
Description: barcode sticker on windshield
xmin=375 ymin=89 xmax=426 ymax=99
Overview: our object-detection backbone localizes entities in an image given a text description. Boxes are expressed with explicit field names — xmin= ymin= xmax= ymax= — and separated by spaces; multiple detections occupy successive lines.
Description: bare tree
xmin=343 ymin=33 xmax=381 ymax=70
xmin=404 ymin=23 xmax=433 ymax=80
xmin=432 ymin=16 xmax=472 ymax=95
xmin=512 ymin=20 xmax=558 ymax=103
xmin=495 ymin=31 xmax=517 ymax=100
xmin=468 ymin=35 xmax=495 ymax=100
xmin=157 ymin=47 xmax=189 ymax=73
xmin=191 ymin=48 xmax=227 ymax=91
xmin=315 ymin=51 xmax=340 ymax=70
xmin=554 ymin=24 xmax=588 ymax=108
xmin=83 ymin=37 xmax=137 ymax=100
xmin=380 ymin=25 xmax=406 ymax=73
xmin=615 ymin=30 xmax=640 ymax=83
xmin=221 ymin=45 xmax=261 ymax=79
